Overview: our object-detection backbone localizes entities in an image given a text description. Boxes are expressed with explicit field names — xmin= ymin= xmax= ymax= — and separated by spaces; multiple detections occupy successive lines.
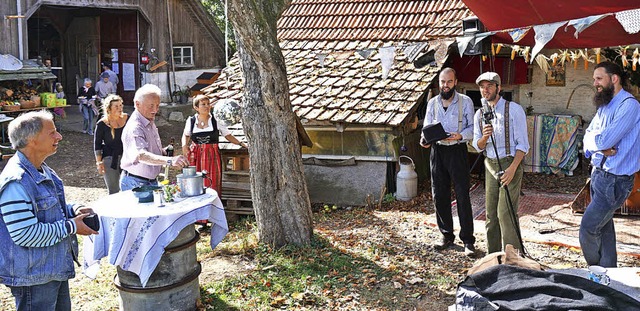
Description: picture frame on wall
xmin=546 ymin=65 xmax=566 ymax=87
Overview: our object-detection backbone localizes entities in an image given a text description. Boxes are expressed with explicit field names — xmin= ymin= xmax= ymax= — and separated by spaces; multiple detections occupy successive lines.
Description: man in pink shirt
xmin=120 ymin=84 xmax=189 ymax=190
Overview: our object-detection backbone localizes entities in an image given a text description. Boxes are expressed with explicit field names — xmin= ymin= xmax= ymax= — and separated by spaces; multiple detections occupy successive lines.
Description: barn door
xmin=64 ymin=17 xmax=100 ymax=100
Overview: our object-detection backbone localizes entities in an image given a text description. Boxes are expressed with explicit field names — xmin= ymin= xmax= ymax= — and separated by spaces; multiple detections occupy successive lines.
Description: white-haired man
xmin=0 ymin=110 xmax=97 ymax=310
xmin=120 ymin=84 xmax=189 ymax=190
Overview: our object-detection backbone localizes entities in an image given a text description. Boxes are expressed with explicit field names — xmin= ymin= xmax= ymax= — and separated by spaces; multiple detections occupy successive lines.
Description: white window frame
xmin=173 ymin=45 xmax=194 ymax=67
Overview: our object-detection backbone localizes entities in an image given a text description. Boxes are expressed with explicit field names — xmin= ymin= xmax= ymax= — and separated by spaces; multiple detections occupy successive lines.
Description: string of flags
xmin=312 ymin=39 xmax=454 ymax=79
xmin=456 ymin=7 xmax=640 ymax=68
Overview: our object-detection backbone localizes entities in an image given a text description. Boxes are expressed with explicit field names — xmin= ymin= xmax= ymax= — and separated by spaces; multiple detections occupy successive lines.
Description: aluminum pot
xmin=177 ymin=172 xmax=204 ymax=197
xmin=182 ymin=166 xmax=197 ymax=177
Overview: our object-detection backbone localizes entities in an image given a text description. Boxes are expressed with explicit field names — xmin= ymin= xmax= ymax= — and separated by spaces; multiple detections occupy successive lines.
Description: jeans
xmin=430 ymin=143 xmax=475 ymax=244
xmin=119 ymin=172 xmax=158 ymax=191
xmin=9 ymin=280 xmax=71 ymax=311
xmin=102 ymin=156 xmax=121 ymax=194
xmin=80 ymin=104 xmax=95 ymax=134
xmin=579 ymin=168 xmax=633 ymax=267
xmin=484 ymin=156 xmax=523 ymax=254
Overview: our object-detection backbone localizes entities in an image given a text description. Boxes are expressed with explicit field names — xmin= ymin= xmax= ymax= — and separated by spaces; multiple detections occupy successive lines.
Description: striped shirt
xmin=583 ymin=89 xmax=640 ymax=176
xmin=0 ymin=172 xmax=76 ymax=248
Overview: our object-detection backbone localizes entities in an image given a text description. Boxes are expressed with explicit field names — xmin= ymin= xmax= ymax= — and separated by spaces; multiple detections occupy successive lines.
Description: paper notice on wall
xmin=112 ymin=63 xmax=119 ymax=74
xmin=122 ymin=63 xmax=136 ymax=91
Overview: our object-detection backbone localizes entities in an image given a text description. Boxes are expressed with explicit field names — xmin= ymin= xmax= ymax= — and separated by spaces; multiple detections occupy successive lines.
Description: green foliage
xmin=383 ymin=193 xmax=396 ymax=204
xmin=200 ymin=0 xmax=237 ymax=52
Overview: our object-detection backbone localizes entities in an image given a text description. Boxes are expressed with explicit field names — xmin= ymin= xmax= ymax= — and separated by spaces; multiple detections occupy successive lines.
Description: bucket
xmin=114 ymin=224 xmax=201 ymax=311
xmin=177 ymin=172 xmax=205 ymax=197
xmin=396 ymin=155 xmax=418 ymax=201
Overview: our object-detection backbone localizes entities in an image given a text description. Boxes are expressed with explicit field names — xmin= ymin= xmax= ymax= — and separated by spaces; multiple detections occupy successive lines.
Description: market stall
xmin=0 ymin=56 xmax=68 ymax=113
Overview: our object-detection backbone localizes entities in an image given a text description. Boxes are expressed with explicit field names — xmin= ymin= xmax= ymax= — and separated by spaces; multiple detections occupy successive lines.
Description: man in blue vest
xmin=0 ymin=110 xmax=98 ymax=311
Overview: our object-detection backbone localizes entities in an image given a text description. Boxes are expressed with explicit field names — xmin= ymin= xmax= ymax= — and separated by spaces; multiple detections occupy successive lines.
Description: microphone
xmin=481 ymin=98 xmax=494 ymax=124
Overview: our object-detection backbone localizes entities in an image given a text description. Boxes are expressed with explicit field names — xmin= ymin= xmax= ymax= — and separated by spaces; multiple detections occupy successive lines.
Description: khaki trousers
xmin=484 ymin=156 xmax=523 ymax=254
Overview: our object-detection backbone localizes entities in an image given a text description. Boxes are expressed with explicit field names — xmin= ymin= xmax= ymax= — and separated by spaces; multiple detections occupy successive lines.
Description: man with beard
xmin=420 ymin=67 xmax=476 ymax=256
xmin=581 ymin=61 xmax=640 ymax=267
xmin=472 ymin=72 xmax=529 ymax=254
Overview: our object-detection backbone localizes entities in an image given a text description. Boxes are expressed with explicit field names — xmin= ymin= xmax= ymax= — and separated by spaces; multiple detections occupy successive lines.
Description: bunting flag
xmin=531 ymin=21 xmax=566 ymax=62
xmin=356 ymin=49 xmax=373 ymax=59
xmin=456 ymin=36 xmax=475 ymax=57
xmin=508 ymin=27 xmax=530 ymax=43
xmin=334 ymin=51 xmax=352 ymax=60
xmin=403 ymin=42 xmax=429 ymax=63
xmin=379 ymin=46 xmax=395 ymax=79
xmin=436 ymin=40 xmax=454 ymax=65
xmin=615 ymin=8 xmax=640 ymax=34
xmin=316 ymin=53 xmax=327 ymax=67
xmin=566 ymin=14 xmax=609 ymax=39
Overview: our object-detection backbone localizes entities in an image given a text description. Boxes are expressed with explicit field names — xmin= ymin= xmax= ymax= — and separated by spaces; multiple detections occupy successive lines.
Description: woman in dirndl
xmin=181 ymin=95 xmax=247 ymax=224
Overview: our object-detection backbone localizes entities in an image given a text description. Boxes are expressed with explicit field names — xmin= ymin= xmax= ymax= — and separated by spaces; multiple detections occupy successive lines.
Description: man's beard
xmin=593 ymin=85 xmax=614 ymax=108
xmin=440 ymin=87 xmax=455 ymax=100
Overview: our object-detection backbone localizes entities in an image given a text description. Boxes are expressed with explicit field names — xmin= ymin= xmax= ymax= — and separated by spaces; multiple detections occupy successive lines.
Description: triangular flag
xmin=456 ymin=36 xmax=475 ymax=57
xmin=357 ymin=49 xmax=373 ymax=59
xmin=508 ymin=27 xmax=531 ymax=43
xmin=566 ymin=14 xmax=609 ymax=38
xmin=615 ymin=8 xmax=640 ymax=34
xmin=531 ymin=21 xmax=566 ymax=62
xmin=403 ymin=42 xmax=429 ymax=63
xmin=316 ymin=53 xmax=327 ymax=67
xmin=436 ymin=40 xmax=453 ymax=65
xmin=335 ymin=51 xmax=352 ymax=60
xmin=378 ymin=46 xmax=395 ymax=79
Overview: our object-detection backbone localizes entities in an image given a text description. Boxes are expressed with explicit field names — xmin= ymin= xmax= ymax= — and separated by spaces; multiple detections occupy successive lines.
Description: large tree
xmin=227 ymin=0 xmax=313 ymax=248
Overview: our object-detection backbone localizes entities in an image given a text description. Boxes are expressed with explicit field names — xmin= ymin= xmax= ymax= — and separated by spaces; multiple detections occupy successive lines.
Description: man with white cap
xmin=472 ymin=72 xmax=529 ymax=254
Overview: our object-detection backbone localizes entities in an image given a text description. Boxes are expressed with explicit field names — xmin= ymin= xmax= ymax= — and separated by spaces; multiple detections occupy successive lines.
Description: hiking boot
xmin=434 ymin=237 xmax=454 ymax=250
xmin=464 ymin=243 xmax=476 ymax=257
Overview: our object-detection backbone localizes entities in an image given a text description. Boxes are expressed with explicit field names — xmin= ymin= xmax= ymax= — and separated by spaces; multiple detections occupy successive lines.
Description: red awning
xmin=461 ymin=0 xmax=640 ymax=48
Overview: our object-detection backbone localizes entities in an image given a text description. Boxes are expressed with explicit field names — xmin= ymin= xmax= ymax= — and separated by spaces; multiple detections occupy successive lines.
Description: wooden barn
xmin=0 ymin=0 xmax=226 ymax=104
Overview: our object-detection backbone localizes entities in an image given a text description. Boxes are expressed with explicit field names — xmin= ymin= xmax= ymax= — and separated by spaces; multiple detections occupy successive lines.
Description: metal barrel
xmin=114 ymin=224 xmax=201 ymax=311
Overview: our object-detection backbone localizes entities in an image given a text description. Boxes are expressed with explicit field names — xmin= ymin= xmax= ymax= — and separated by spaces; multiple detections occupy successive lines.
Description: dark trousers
xmin=430 ymin=143 xmax=475 ymax=244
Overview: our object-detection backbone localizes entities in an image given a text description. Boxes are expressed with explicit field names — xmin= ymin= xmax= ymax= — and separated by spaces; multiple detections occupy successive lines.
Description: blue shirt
xmin=472 ymin=97 xmax=529 ymax=159
xmin=423 ymin=91 xmax=475 ymax=143
xmin=583 ymin=89 xmax=640 ymax=176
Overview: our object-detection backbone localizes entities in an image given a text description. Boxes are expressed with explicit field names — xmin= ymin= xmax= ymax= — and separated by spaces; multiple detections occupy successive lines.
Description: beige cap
xmin=476 ymin=72 xmax=501 ymax=86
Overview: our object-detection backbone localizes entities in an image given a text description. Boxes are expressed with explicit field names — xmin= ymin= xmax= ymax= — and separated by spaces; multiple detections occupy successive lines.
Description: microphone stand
xmin=483 ymin=105 xmax=527 ymax=256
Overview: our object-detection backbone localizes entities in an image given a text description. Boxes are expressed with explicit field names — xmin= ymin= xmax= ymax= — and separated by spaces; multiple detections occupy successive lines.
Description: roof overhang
xmin=461 ymin=0 xmax=640 ymax=48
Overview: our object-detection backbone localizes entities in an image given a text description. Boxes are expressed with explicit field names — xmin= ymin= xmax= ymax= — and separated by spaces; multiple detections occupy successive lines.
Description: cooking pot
xmin=177 ymin=167 xmax=204 ymax=197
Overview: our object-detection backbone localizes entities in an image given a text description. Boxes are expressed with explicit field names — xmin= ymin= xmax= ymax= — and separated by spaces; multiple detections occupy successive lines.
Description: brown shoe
xmin=434 ymin=237 xmax=454 ymax=250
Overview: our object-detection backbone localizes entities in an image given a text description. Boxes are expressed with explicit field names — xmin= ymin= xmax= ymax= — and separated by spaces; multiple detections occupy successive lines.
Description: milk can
xmin=396 ymin=155 xmax=418 ymax=201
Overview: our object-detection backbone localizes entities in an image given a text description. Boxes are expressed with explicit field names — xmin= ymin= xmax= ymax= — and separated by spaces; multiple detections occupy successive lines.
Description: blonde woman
xmin=94 ymin=94 xmax=128 ymax=194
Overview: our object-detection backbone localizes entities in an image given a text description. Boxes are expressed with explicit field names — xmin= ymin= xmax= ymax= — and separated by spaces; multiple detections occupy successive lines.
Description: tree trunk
xmin=228 ymin=0 xmax=313 ymax=248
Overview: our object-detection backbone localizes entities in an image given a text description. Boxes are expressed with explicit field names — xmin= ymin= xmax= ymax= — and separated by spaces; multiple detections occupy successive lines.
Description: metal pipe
xmin=16 ymin=0 xmax=24 ymax=59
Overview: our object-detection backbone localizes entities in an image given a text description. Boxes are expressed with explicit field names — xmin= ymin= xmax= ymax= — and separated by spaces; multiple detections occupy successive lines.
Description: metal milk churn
xmin=396 ymin=155 xmax=418 ymax=201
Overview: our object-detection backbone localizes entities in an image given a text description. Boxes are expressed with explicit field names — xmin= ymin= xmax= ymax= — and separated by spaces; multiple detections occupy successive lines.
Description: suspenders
xmin=504 ymin=101 xmax=511 ymax=156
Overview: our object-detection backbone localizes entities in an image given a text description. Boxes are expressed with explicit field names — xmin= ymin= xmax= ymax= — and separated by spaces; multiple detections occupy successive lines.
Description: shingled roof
xmin=203 ymin=0 xmax=472 ymax=126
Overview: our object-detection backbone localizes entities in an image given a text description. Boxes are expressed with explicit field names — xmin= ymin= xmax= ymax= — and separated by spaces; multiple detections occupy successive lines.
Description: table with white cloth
xmin=83 ymin=188 xmax=227 ymax=288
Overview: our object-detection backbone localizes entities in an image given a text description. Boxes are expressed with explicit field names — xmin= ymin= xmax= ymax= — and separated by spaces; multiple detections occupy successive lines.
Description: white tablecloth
xmin=83 ymin=188 xmax=227 ymax=287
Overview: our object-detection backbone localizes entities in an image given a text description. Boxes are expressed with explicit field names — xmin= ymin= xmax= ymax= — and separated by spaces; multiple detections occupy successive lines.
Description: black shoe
xmin=434 ymin=237 xmax=454 ymax=250
xmin=464 ymin=243 xmax=476 ymax=257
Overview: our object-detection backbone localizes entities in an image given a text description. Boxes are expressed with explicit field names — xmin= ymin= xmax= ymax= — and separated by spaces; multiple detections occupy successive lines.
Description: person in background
xmin=101 ymin=62 xmax=119 ymax=88
xmin=420 ymin=68 xmax=476 ymax=257
xmin=77 ymin=78 xmax=98 ymax=135
xmin=182 ymin=95 xmax=247 ymax=193
xmin=120 ymin=84 xmax=189 ymax=191
xmin=95 ymin=94 xmax=128 ymax=194
xmin=182 ymin=95 xmax=247 ymax=228
xmin=580 ymin=61 xmax=640 ymax=267
xmin=0 ymin=110 xmax=97 ymax=311
xmin=472 ymin=72 xmax=529 ymax=254
xmin=95 ymin=72 xmax=116 ymax=103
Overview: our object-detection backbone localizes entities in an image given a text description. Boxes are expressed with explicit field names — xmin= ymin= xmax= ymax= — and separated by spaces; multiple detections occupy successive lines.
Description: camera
xmin=83 ymin=214 xmax=100 ymax=231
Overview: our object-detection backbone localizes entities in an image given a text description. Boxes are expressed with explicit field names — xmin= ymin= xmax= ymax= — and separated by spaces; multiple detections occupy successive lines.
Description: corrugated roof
xmin=203 ymin=0 xmax=472 ymax=127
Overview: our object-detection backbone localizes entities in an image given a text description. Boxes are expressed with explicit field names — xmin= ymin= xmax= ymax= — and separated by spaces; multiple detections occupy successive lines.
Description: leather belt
xmin=122 ymin=170 xmax=157 ymax=182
